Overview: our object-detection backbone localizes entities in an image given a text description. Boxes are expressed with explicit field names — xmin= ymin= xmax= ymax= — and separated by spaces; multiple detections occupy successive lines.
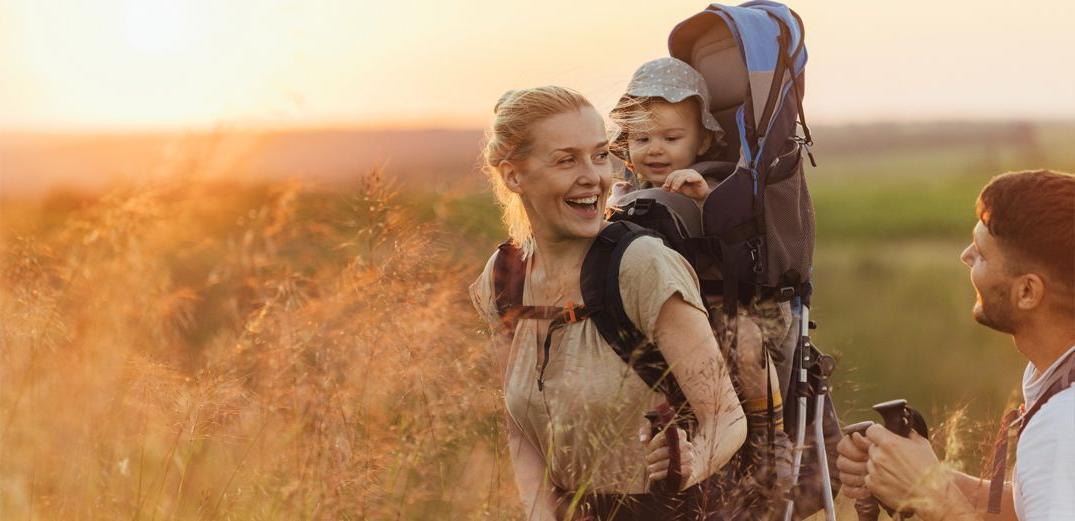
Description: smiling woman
xmin=471 ymin=86 xmax=746 ymax=520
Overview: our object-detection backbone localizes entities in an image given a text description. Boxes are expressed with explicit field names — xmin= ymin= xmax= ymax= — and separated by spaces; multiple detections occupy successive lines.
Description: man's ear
xmin=1015 ymin=273 xmax=1046 ymax=311
xmin=501 ymin=161 xmax=524 ymax=195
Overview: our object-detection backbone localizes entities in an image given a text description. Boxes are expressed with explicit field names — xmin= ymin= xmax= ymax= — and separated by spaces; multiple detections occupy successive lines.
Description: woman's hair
xmin=482 ymin=86 xmax=593 ymax=254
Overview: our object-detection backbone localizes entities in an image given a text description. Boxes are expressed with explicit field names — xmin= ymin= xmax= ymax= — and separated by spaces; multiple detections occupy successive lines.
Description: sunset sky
xmin=2 ymin=0 xmax=1073 ymax=132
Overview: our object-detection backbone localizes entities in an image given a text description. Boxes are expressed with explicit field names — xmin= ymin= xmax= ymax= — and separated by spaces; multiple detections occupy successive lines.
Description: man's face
xmin=960 ymin=220 xmax=1020 ymax=333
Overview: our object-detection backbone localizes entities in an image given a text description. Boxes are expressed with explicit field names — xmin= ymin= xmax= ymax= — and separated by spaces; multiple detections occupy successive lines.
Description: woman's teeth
xmin=565 ymin=195 xmax=598 ymax=211
xmin=566 ymin=195 xmax=597 ymax=205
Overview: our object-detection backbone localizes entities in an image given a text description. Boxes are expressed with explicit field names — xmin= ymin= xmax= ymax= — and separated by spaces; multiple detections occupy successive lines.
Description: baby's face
xmin=626 ymin=100 xmax=711 ymax=185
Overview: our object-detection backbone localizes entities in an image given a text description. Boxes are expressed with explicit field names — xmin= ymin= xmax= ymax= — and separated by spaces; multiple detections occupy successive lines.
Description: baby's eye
xmin=665 ymin=136 xmax=682 ymax=142
xmin=632 ymin=136 xmax=650 ymax=144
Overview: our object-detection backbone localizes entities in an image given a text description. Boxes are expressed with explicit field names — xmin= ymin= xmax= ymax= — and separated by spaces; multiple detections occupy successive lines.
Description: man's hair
xmin=976 ymin=170 xmax=1075 ymax=295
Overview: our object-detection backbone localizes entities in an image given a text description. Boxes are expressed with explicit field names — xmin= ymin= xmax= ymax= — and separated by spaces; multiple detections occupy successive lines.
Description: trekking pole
xmin=843 ymin=400 xmax=929 ymax=521
xmin=842 ymin=421 xmax=882 ymax=521
xmin=782 ymin=302 xmax=838 ymax=521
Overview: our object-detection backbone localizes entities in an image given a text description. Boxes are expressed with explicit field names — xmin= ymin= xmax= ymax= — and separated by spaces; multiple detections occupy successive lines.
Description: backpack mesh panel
xmin=761 ymin=149 xmax=814 ymax=288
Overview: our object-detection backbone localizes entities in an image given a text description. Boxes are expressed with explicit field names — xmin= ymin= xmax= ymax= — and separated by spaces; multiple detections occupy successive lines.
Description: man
xmin=836 ymin=170 xmax=1075 ymax=520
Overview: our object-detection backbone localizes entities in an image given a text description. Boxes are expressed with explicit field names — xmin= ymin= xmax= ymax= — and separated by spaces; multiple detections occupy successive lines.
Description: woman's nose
xmin=578 ymin=158 xmax=607 ymax=185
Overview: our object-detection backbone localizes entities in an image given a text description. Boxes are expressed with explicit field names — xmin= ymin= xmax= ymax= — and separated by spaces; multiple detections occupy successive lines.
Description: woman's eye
xmin=558 ymin=156 xmax=576 ymax=166
xmin=594 ymin=152 xmax=610 ymax=162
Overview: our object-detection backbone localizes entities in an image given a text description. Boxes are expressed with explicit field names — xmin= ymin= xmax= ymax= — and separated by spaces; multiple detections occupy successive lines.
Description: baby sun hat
xmin=610 ymin=57 xmax=724 ymax=160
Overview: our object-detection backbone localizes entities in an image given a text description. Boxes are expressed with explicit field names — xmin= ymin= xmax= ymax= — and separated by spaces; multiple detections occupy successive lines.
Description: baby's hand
xmin=610 ymin=181 xmax=633 ymax=206
xmin=662 ymin=169 xmax=710 ymax=201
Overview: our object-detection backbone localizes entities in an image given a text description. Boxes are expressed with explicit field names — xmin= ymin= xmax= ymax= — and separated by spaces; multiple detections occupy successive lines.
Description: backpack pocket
xmin=761 ymin=142 xmax=814 ymax=288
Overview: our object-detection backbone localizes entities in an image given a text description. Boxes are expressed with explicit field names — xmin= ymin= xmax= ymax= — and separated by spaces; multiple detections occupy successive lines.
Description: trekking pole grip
xmin=842 ymin=421 xmax=882 ymax=521
xmin=645 ymin=404 xmax=683 ymax=494
xmin=872 ymin=400 xmax=930 ymax=520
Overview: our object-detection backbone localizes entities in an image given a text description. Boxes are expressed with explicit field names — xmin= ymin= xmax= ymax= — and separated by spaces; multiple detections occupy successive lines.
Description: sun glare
xmin=122 ymin=0 xmax=191 ymax=54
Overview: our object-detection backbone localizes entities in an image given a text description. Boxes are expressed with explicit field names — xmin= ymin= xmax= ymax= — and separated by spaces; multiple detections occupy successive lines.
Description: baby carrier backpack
xmin=608 ymin=2 xmax=843 ymax=519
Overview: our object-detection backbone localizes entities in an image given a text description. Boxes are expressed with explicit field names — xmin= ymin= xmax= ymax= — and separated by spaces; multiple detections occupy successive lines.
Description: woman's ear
xmin=501 ymin=161 xmax=524 ymax=195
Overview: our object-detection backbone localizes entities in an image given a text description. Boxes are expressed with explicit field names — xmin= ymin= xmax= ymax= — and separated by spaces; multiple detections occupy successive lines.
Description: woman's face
xmin=508 ymin=107 xmax=612 ymax=244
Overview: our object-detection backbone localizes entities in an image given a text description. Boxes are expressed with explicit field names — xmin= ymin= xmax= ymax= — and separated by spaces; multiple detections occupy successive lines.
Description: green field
xmin=2 ymin=121 xmax=1073 ymax=518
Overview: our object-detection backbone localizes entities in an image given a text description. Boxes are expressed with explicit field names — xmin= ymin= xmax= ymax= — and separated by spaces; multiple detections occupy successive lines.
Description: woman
xmin=470 ymin=86 xmax=746 ymax=520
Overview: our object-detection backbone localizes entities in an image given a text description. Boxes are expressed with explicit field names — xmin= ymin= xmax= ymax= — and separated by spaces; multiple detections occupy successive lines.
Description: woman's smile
xmin=564 ymin=193 xmax=600 ymax=219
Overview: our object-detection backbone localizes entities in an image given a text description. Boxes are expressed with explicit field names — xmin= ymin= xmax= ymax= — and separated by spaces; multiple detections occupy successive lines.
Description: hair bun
xmin=494 ymin=90 xmax=519 ymax=114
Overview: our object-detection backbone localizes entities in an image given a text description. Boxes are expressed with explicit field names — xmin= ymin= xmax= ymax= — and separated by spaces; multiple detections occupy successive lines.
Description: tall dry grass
xmin=0 ymin=170 xmax=517 ymax=520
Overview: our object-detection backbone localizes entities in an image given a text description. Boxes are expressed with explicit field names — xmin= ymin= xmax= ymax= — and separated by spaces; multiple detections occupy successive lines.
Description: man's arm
xmin=947 ymin=471 xmax=1017 ymax=521
xmin=863 ymin=425 xmax=1009 ymax=521
xmin=840 ymin=430 xmax=1018 ymax=521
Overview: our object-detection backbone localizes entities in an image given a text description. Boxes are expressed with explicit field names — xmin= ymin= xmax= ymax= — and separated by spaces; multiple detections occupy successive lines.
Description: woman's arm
xmin=508 ymin=419 xmax=563 ymax=521
xmin=486 ymin=330 xmax=563 ymax=520
xmin=652 ymin=294 xmax=747 ymax=486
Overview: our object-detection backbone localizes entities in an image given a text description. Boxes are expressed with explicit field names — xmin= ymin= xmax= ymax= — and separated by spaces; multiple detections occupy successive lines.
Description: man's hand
xmin=863 ymin=424 xmax=951 ymax=514
xmin=662 ymin=169 xmax=710 ymax=201
xmin=836 ymin=432 xmax=873 ymax=500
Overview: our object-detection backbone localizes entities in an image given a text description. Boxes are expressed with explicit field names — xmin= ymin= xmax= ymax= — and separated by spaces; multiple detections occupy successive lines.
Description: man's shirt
xmin=1014 ymin=344 xmax=1075 ymax=521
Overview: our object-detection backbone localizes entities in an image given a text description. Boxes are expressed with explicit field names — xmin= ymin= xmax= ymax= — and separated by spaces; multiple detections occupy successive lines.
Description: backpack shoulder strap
xmin=1019 ymin=349 xmax=1075 ymax=435
xmin=581 ymin=222 xmax=676 ymax=391
xmin=989 ymin=349 xmax=1075 ymax=512
xmin=492 ymin=241 xmax=527 ymax=331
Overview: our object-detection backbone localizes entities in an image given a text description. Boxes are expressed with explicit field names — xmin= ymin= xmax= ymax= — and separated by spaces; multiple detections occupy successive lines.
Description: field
xmin=2 ymin=121 xmax=1074 ymax=519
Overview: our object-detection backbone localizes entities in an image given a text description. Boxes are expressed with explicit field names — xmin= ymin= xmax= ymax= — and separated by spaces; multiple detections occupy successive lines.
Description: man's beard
xmin=973 ymin=282 xmax=1019 ymax=334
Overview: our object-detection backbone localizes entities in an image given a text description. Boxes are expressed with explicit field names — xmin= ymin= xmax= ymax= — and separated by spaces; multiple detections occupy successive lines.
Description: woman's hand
xmin=662 ymin=169 xmax=710 ymax=201
xmin=641 ymin=425 xmax=694 ymax=488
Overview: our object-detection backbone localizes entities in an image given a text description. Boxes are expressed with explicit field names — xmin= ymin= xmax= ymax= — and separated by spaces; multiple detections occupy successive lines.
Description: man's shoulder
xmin=1021 ymin=385 xmax=1075 ymax=443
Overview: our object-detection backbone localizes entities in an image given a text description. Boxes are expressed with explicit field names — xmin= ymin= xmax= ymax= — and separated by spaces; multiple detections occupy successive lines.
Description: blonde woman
xmin=470 ymin=86 xmax=746 ymax=520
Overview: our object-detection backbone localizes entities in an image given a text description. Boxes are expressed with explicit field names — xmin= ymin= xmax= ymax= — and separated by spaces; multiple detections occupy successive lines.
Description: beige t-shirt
xmin=471 ymin=236 xmax=709 ymax=494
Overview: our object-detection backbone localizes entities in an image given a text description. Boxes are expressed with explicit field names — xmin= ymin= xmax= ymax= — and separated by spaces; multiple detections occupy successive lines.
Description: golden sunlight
xmin=122 ymin=0 xmax=193 ymax=55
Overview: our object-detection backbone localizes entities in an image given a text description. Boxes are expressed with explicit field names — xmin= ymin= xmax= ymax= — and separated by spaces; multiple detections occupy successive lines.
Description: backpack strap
xmin=493 ymin=228 xmax=692 ymax=416
xmin=581 ymin=222 xmax=691 ymax=413
xmin=492 ymin=240 xmax=592 ymax=333
xmin=1019 ymin=350 xmax=1075 ymax=436
xmin=986 ymin=348 xmax=1075 ymax=513
xmin=492 ymin=241 xmax=527 ymax=331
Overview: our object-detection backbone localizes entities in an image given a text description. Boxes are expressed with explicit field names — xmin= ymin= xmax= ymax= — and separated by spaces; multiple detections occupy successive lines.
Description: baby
xmin=609 ymin=57 xmax=725 ymax=205
xmin=612 ymin=57 xmax=792 ymax=512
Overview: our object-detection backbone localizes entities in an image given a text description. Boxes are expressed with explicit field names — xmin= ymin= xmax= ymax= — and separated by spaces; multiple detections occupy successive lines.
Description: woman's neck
xmin=533 ymin=233 xmax=591 ymax=272
xmin=529 ymin=231 xmax=594 ymax=303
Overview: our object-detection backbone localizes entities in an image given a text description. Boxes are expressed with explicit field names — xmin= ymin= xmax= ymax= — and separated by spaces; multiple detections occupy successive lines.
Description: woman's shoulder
xmin=618 ymin=234 xmax=692 ymax=277
xmin=615 ymin=234 xmax=706 ymax=339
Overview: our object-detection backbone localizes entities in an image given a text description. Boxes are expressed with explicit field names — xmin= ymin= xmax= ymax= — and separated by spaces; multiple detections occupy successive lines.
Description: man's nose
xmin=959 ymin=244 xmax=974 ymax=267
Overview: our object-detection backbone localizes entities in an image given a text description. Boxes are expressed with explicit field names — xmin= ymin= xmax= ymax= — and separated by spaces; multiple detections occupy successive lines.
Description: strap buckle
xmin=564 ymin=301 xmax=579 ymax=323
xmin=627 ymin=198 xmax=654 ymax=217
xmin=776 ymin=286 xmax=796 ymax=301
